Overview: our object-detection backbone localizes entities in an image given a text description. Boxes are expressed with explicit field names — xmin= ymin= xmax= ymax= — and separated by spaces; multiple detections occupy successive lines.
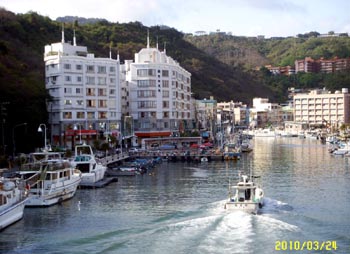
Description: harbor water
xmin=1 ymin=137 xmax=349 ymax=253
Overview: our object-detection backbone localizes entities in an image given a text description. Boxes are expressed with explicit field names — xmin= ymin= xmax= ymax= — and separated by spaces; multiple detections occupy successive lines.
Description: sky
xmin=1 ymin=0 xmax=350 ymax=38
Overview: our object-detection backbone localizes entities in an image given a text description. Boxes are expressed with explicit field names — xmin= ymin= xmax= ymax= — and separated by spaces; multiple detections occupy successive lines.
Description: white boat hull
xmin=80 ymin=165 xmax=106 ymax=185
xmin=224 ymin=200 xmax=262 ymax=214
xmin=26 ymin=178 xmax=80 ymax=207
xmin=0 ymin=199 xmax=27 ymax=230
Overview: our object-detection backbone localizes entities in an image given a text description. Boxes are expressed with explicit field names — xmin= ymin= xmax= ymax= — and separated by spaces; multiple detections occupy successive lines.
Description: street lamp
xmin=37 ymin=123 xmax=47 ymax=150
xmin=12 ymin=122 xmax=27 ymax=158
xmin=73 ymin=124 xmax=82 ymax=144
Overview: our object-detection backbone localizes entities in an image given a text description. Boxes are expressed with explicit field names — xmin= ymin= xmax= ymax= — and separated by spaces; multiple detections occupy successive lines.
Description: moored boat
xmin=71 ymin=143 xmax=107 ymax=186
xmin=19 ymin=152 xmax=82 ymax=207
xmin=224 ymin=172 xmax=264 ymax=214
xmin=0 ymin=177 xmax=28 ymax=230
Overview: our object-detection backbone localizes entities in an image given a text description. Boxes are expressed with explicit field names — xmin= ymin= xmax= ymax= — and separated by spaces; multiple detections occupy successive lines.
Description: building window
xmin=65 ymin=76 xmax=71 ymax=82
xmin=87 ymin=112 xmax=95 ymax=119
xmin=76 ymin=112 xmax=85 ymax=119
xmin=98 ymin=77 xmax=106 ymax=85
xmin=77 ymin=76 xmax=82 ymax=82
xmin=110 ymin=66 xmax=115 ymax=72
xmin=137 ymin=101 xmax=157 ymax=109
xmin=86 ymin=65 xmax=94 ymax=72
xmin=98 ymin=66 xmax=106 ymax=73
xmin=162 ymin=70 xmax=169 ymax=77
xmin=98 ymin=112 xmax=107 ymax=119
xmin=86 ymin=100 xmax=96 ymax=107
xmin=110 ymin=89 xmax=115 ymax=95
xmin=76 ymin=88 xmax=82 ymax=94
xmin=86 ymin=88 xmax=95 ymax=96
xmin=137 ymin=90 xmax=156 ymax=98
xmin=63 ymin=112 xmax=72 ymax=119
xmin=76 ymin=64 xmax=82 ymax=70
xmin=98 ymin=100 xmax=107 ymax=108
xmin=98 ymin=88 xmax=107 ymax=96
xmin=137 ymin=80 xmax=156 ymax=87
xmin=64 ymin=64 xmax=71 ymax=70
xmin=137 ymin=69 xmax=156 ymax=77
xmin=162 ymin=80 xmax=169 ymax=88
xmin=162 ymin=90 xmax=169 ymax=97
xmin=77 ymin=100 xmax=84 ymax=106
xmin=163 ymin=101 xmax=169 ymax=108
xmin=64 ymin=88 xmax=72 ymax=94
xmin=86 ymin=76 xmax=95 ymax=85
xmin=64 ymin=100 xmax=72 ymax=105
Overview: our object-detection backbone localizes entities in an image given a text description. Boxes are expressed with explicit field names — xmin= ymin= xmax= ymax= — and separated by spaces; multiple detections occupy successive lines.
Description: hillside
xmin=185 ymin=32 xmax=350 ymax=68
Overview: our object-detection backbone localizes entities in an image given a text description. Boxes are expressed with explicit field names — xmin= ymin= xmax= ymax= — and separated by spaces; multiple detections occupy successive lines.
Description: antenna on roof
xmin=61 ymin=23 xmax=65 ymax=43
xmin=147 ymin=29 xmax=150 ymax=48
xmin=73 ymin=29 xmax=76 ymax=46
xmin=109 ymin=42 xmax=112 ymax=59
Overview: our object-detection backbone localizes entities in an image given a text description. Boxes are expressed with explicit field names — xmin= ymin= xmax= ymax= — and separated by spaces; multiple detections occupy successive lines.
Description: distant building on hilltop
xmin=295 ymin=57 xmax=350 ymax=73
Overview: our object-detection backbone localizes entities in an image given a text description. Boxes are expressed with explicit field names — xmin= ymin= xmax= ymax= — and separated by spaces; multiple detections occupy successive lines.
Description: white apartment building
xmin=123 ymin=38 xmax=192 ymax=139
xmin=251 ymin=98 xmax=282 ymax=128
xmin=44 ymin=31 xmax=121 ymax=147
xmin=294 ymin=88 xmax=350 ymax=126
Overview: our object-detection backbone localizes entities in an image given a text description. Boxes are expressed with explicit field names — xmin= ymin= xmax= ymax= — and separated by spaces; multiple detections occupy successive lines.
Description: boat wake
xmin=60 ymin=198 xmax=300 ymax=254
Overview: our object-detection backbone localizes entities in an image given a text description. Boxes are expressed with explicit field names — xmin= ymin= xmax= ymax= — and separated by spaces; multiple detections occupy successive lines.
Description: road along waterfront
xmin=1 ymin=137 xmax=349 ymax=253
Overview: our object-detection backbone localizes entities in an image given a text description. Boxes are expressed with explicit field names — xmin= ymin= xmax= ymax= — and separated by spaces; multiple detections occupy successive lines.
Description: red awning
xmin=65 ymin=130 xmax=97 ymax=136
xmin=135 ymin=132 xmax=171 ymax=138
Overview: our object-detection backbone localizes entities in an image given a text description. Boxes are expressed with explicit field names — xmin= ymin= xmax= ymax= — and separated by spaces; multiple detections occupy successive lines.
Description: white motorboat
xmin=224 ymin=172 xmax=264 ymax=214
xmin=200 ymin=157 xmax=208 ymax=162
xmin=0 ymin=178 xmax=28 ymax=230
xmin=332 ymin=141 xmax=350 ymax=156
xmin=71 ymin=143 xmax=107 ymax=185
xmin=254 ymin=128 xmax=276 ymax=137
xmin=240 ymin=139 xmax=253 ymax=153
xmin=19 ymin=152 xmax=82 ymax=207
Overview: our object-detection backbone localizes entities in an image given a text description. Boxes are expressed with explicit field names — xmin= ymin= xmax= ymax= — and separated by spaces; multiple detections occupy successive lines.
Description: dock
xmin=79 ymin=177 xmax=118 ymax=188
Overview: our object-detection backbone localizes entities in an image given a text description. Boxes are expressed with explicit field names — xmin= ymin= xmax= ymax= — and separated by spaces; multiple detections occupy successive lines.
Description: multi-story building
xmin=295 ymin=57 xmax=350 ymax=73
xmin=194 ymin=97 xmax=217 ymax=141
xmin=250 ymin=98 xmax=283 ymax=128
xmin=293 ymin=88 xmax=350 ymax=126
xmin=123 ymin=37 xmax=192 ymax=141
xmin=44 ymin=30 xmax=121 ymax=148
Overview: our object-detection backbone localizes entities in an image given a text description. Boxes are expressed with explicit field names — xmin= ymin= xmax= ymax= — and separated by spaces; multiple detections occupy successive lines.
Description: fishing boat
xmin=71 ymin=143 xmax=107 ymax=186
xmin=224 ymin=171 xmax=264 ymax=214
xmin=19 ymin=152 xmax=82 ymax=207
xmin=223 ymin=143 xmax=241 ymax=160
xmin=0 ymin=177 xmax=28 ymax=230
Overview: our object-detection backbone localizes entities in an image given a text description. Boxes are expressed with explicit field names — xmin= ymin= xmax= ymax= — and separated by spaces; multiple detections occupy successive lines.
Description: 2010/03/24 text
xmin=275 ymin=240 xmax=337 ymax=251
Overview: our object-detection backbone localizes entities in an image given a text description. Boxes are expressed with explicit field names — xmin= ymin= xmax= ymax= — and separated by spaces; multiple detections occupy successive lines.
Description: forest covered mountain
xmin=1 ymin=8 xmax=350 ymax=155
